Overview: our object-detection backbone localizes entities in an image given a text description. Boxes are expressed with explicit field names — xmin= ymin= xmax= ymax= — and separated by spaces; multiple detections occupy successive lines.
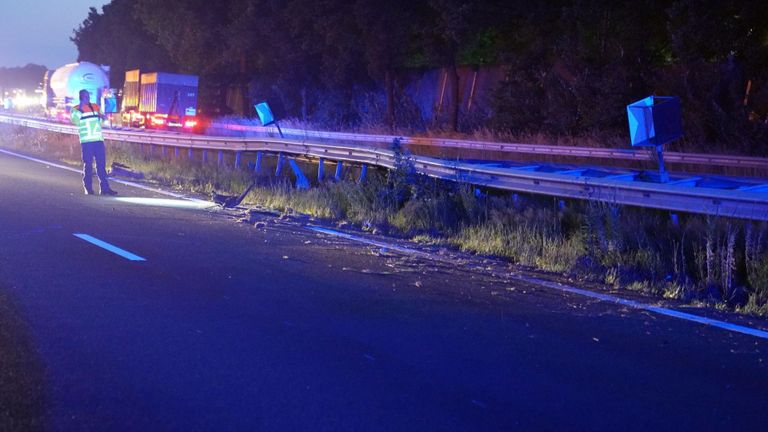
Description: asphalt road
xmin=1 ymin=149 xmax=767 ymax=431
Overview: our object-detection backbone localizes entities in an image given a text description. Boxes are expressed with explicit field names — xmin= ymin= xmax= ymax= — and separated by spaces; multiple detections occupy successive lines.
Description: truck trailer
xmin=122 ymin=70 xmax=199 ymax=130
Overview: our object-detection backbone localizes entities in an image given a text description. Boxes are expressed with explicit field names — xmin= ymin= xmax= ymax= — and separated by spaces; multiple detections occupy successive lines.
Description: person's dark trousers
xmin=81 ymin=140 xmax=111 ymax=192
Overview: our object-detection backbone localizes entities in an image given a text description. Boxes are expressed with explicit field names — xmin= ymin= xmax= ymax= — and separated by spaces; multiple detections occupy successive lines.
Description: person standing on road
xmin=71 ymin=89 xmax=117 ymax=195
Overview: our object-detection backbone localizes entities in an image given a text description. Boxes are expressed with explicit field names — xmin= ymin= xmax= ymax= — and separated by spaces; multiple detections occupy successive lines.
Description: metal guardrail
xmin=2 ymin=114 xmax=767 ymax=221
xmin=212 ymin=121 xmax=768 ymax=170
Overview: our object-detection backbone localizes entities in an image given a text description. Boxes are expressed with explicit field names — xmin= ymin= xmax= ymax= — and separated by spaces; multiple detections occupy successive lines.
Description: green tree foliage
xmin=71 ymin=0 xmax=172 ymax=87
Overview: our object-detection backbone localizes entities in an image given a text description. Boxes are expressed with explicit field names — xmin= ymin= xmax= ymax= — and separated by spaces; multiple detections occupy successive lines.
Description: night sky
xmin=0 ymin=0 xmax=110 ymax=68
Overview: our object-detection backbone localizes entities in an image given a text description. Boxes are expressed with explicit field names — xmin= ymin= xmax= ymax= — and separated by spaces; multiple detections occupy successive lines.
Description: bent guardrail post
xmin=359 ymin=164 xmax=368 ymax=183
xmin=288 ymin=159 xmax=310 ymax=189
xmin=335 ymin=161 xmax=343 ymax=181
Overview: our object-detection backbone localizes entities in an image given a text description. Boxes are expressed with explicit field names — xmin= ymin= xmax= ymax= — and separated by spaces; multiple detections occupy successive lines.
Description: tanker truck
xmin=44 ymin=62 xmax=112 ymax=121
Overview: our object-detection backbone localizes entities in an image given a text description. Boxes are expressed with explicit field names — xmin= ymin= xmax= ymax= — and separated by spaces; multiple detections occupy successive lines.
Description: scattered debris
xmin=212 ymin=181 xmax=255 ymax=208
xmin=109 ymin=162 xmax=144 ymax=179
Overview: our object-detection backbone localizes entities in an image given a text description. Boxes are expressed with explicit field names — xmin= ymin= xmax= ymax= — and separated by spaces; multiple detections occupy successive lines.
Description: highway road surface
xmin=0 ymin=149 xmax=767 ymax=431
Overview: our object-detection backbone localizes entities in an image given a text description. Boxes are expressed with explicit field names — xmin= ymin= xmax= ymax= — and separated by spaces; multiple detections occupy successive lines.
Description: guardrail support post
xmin=162 ymin=146 xmax=168 ymax=157
xmin=656 ymin=145 xmax=669 ymax=183
xmin=254 ymin=151 xmax=263 ymax=173
xmin=275 ymin=153 xmax=285 ymax=176
xmin=359 ymin=164 xmax=368 ymax=183
xmin=217 ymin=150 xmax=224 ymax=166
xmin=174 ymin=147 xmax=180 ymax=158
xmin=318 ymin=158 xmax=325 ymax=181
xmin=235 ymin=151 xmax=242 ymax=169
xmin=288 ymin=159 xmax=310 ymax=189
xmin=335 ymin=161 xmax=343 ymax=181
xmin=202 ymin=150 xmax=208 ymax=163
xmin=188 ymin=148 xmax=193 ymax=160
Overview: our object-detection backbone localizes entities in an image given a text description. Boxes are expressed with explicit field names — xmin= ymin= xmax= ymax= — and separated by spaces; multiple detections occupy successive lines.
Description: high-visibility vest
xmin=71 ymin=103 xmax=104 ymax=143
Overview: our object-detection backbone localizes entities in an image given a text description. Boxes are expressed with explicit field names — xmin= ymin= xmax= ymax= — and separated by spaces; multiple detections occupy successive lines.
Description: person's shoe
xmin=100 ymin=188 xmax=118 ymax=196
xmin=84 ymin=188 xmax=95 ymax=195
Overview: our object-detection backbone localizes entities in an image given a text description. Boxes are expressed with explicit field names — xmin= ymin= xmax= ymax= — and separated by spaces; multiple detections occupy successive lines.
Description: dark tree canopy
xmin=71 ymin=0 xmax=768 ymax=153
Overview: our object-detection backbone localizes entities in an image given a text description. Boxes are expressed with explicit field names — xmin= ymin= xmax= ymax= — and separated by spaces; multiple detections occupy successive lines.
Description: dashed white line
xmin=73 ymin=233 xmax=146 ymax=261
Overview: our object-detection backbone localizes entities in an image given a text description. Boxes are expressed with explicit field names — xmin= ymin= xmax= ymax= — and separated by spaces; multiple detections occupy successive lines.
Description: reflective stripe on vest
xmin=71 ymin=106 xmax=104 ymax=143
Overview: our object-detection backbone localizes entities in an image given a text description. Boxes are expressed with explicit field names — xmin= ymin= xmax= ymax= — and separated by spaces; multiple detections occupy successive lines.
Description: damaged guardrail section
xmin=1 ymin=114 xmax=767 ymax=221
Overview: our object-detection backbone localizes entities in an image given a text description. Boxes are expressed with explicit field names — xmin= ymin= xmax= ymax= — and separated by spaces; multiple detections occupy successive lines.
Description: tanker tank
xmin=48 ymin=62 xmax=110 ymax=108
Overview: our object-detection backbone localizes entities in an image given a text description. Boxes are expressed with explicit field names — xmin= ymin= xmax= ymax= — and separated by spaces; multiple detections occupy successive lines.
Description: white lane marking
xmin=0 ymin=149 xmax=81 ymax=173
xmin=307 ymin=226 xmax=768 ymax=340
xmin=0 ymin=148 xmax=212 ymax=206
xmin=308 ymin=226 xmax=435 ymax=259
xmin=73 ymin=233 xmax=146 ymax=261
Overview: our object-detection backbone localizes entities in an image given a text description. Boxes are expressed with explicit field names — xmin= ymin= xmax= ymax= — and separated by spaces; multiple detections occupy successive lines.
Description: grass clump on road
xmin=3 ymin=125 xmax=768 ymax=317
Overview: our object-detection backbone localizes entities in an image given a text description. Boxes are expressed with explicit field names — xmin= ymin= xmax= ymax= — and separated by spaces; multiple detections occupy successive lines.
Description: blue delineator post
xmin=254 ymin=151 xmax=263 ymax=173
xmin=335 ymin=161 xmax=343 ymax=181
xmin=627 ymin=96 xmax=683 ymax=183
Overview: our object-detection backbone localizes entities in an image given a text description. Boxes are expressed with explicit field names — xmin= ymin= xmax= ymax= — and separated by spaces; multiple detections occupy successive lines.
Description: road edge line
xmin=307 ymin=225 xmax=768 ymax=340
xmin=0 ymin=148 xmax=212 ymax=206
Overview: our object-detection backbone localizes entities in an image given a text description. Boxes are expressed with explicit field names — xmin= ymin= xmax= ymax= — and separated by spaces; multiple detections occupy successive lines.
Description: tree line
xmin=0 ymin=64 xmax=47 ymax=93
xmin=72 ymin=0 xmax=768 ymax=153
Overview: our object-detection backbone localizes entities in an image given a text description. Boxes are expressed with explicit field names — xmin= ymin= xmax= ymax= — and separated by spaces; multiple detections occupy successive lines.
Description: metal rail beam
xmin=210 ymin=119 xmax=768 ymax=170
xmin=2 ymin=114 xmax=767 ymax=221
